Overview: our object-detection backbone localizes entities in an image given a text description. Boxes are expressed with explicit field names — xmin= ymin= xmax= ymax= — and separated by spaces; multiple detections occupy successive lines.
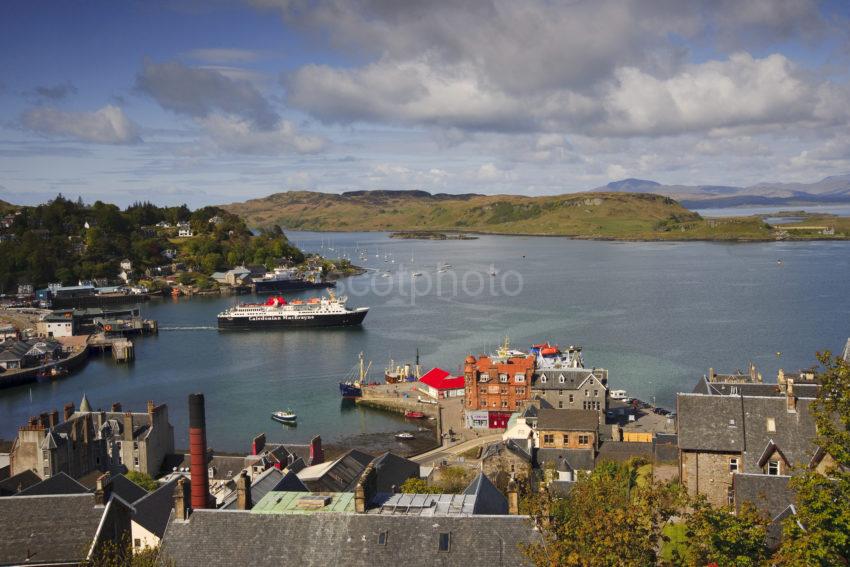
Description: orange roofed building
xmin=464 ymin=344 xmax=535 ymax=428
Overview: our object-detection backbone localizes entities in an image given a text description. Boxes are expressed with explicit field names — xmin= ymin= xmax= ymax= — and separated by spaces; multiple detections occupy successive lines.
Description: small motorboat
xmin=404 ymin=410 xmax=426 ymax=419
xmin=271 ymin=410 xmax=297 ymax=424
xmin=395 ymin=432 xmax=415 ymax=440
xmin=411 ymin=272 xmax=423 ymax=277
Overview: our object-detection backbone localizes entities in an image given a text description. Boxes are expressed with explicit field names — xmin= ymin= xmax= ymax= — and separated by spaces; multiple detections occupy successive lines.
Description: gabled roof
xmin=532 ymin=368 xmax=608 ymax=390
xmin=161 ymin=511 xmax=535 ymax=566
xmin=110 ymin=474 xmax=149 ymax=504
xmin=0 ymin=469 xmax=41 ymax=496
xmin=221 ymin=468 xmax=285 ymax=510
xmin=133 ymin=478 xmax=178 ymax=538
xmin=733 ymin=473 xmax=795 ymax=520
xmin=536 ymin=448 xmax=596 ymax=472
xmin=271 ymin=470 xmax=309 ymax=492
xmin=369 ymin=452 xmax=419 ymax=493
xmin=0 ymin=493 xmax=117 ymax=565
xmin=17 ymin=472 xmax=90 ymax=496
xmin=536 ymin=408 xmax=599 ymax=431
xmin=419 ymin=367 xmax=464 ymax=390
xmin=298 ymin=449 xmax=374 ymax=492
xmin=463 ymin=472 xmax=508 ymax=515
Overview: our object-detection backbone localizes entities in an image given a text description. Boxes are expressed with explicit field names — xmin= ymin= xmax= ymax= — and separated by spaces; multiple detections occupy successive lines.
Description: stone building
xmin=10 ymin=395 xmax=174 ymax=480
xmin=531 ymin=367 xmax=609 ymax=414
xmin=677 ymin=372 xmax=823 ymax=508
xmin=535 ymin=408 xmax=599 ymax=451
xmin=463 ymin=348 xmax=535 ymax=420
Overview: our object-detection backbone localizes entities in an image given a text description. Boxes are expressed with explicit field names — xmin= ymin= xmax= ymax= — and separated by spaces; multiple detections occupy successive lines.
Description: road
xmin=411 ymin=432 xmax=504 ymax=465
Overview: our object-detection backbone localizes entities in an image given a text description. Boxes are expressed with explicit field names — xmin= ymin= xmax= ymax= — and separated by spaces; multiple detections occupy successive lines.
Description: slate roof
xmin=733 ymin=473 xmax=795 ymax=520
xmin=677 ymin=393 xmax=819 ymax=470
xmin=481 ymin=439 xmax=532 ymax=463
xmin=692 ymin=377 xmax=820 ymax=399
xmin=298 ymin=449 xmax=373 ymax=492
xmin=0 ymin=493 xmax=105 ymax=565
xmin=596 ymin=441 xmax=653 ymax=463
xmin=536 ymin=408 xmax=599 ymax=431
xmin=161 ymin=511 xmax=535 ymax=567
xmin=536 ymin=448 xmax=596 ymax=472
xmin=110 ymin=474 xmax=149 ymax=503
xmin=133 ymin=478 xmax=178 ymax=538
xmin=463 ymin=472 xmax=508 ymax=515
xmin=17 ymin=471 xmax=89 ymax=496
xmin=370 ymin=452 xmax=419 ymax=493
xmin=271 ymin=470 xmax=309 ymax=492
xmin=0 ymin=469 xmax=40 ymax=496
xmin=532 ymin=368 xmax=608 ymax=390
xmin=221 ymin=467 xmax=284 ymax=510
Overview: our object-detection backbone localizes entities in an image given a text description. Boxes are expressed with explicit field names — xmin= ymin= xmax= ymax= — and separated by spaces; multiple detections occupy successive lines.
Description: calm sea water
xmin=2 ymin=232 xmax=849 ymax=452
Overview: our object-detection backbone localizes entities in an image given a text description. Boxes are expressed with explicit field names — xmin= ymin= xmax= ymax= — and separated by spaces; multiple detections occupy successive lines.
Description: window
xmin=516 ymin=387 xmax=525 ymax=396
xmin=578 ymin=435 xmax=589 ymax=445
xmin=480 ymin=373 xmax=489 ymax=382
xmin=540 ymin=375 xmax=547 ymax=383
xmin=727 ymin=487 xmax=735 ymax=507
xmin=768 ymin=460 xmax=780 ymax=475
xmin=594 ymin=389 xmax=598 ymax=397
xmin=501 ymin=400 xmax=509 ymax=408
xmin=563 ymin=434 xmax=569 ymax=445
xmin=438 ymin=532 xmax=451 ymax=552
xmin=500 ymin=387 xmax=507 ymax=395
xmin=766 ymin=418 xmax=776 ymax=432
xmin=479 ymin=387 xmax=487 ymax=395
xmin=134 ymin=457 xmax=139 ymax=467
xmin=543 ymin=434 xmax=555 ymax=445
xmin=499 ymin=373 xmax=508 ymax=383
xmin=133 ymin=442 xmax=139 ymax=450
xmin=559 ymin=374 xmax=565 ymax=384
xmin=585 ymin=389 xmax=589 ymax=397
xmin=515 ymin=374 xmax=525 ymax=383
xmin=729 ymin=458 xmax=739 ymax=473
xmin=569 ymin=394 xmax=574 ymax=403
xmin=377 ymin=531 xmax=388 ymax=546
xmin=134 ymin=539 xmax=141 ymax=548
xmin=558 ymin=401 xmax=563 ymax=409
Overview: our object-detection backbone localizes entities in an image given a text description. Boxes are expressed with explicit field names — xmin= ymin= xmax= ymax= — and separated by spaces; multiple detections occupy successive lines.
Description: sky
xmin=1 ymin=0 xmax=850 ymax=207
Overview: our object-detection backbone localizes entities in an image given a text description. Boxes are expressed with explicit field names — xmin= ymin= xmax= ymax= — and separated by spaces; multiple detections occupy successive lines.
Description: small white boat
xmin=411 ymin=272 xmax=422 ymax=277
xmin=395 ymin=432 xmax=415 ymax=440
xmin=271 ymin=410 xmax=297 ymax=424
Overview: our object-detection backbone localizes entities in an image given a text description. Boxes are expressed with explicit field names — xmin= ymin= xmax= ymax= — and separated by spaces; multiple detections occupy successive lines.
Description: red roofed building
xmin=418 ymin=368 xmax=465 ymax=400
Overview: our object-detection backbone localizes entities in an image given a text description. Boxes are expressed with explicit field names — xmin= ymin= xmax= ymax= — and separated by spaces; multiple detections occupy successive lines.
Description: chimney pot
xmin=786 ymin=378 xmax=797 ymax=412
xmin=111 ymin=402 xmax=122 ymax=412
xmin=507 ymin=477 xmax=519 ymax=515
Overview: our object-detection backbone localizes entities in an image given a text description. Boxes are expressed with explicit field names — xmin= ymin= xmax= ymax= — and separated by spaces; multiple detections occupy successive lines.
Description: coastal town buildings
xmin=10 ymin=396 xmax=174 ymax=480
xmin=417 ymin=367 xmax=465 ymax=400
xmin=463 ymin=345 xmax=535 ymax=428
xmin=531 ymin=366 xmax=609 ymax=414
xmin=677 ymin=369 xmax=824 ymax=510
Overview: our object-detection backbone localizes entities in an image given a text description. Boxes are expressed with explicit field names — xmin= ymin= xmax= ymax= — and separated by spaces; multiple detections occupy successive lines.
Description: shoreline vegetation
xmin=0 ymin=195 xmax=357 ymax=295
xmin=389 ymin=231 xmax=478 ymax=240
xmin=224 ymin=190 xmax=850 ymax=242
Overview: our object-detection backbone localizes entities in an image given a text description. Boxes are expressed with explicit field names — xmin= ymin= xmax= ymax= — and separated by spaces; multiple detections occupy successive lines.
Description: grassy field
xmin=223 ymin=190 xmax=850 ymax=241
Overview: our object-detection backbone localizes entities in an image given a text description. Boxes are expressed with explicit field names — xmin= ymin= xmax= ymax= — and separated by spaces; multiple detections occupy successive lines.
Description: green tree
xmin=124 ymin=471 xmax=158 ymax=492
xmin=682 ymin=498 xmax=769 ymax=567
xmin=773 ymin=351 xmax=850 ymax=566
xmin=524 ymin=460 xmax=683 ymax=567
xmin=400 ymin=477 xmax=441 ymax=494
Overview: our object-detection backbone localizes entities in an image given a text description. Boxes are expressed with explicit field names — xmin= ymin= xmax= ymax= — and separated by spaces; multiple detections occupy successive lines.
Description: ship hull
xmin=254 ymin=279 xmax=335 ymax=294
xmin=339 ymin=382 xmax=363 ymax=398
xmin=218 ymin=308 xmax=368 ymax=330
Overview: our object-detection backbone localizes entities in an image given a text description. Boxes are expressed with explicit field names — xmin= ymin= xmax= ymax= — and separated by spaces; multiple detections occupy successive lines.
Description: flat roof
xmin=252 ymin=491 xmax=354 ymax=514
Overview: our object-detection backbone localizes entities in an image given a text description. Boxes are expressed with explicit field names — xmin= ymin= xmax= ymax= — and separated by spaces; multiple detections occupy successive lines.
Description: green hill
xmin=222 ymin=190 xmax=783 ymax=240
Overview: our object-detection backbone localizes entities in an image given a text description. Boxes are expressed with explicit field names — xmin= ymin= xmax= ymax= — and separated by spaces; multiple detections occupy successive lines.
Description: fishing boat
xmin=339 ymin=352 xmax=371 ymax=398
xmin=395 ymin=432 xmax=415 ymax=440
xmin=271 ymin=410 xmax=297 ymax=424
xmin=385 ymin=350 xmax=421 ymax=383
xmin=404 ymin=410 xmax=426 ymax=419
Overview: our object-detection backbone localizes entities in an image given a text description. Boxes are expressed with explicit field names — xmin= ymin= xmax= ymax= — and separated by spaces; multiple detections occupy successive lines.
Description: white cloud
xmin=198 ymin=113 xmax=325 ymax=155
xmin=21 ymin=105 xmax=140 ymax=144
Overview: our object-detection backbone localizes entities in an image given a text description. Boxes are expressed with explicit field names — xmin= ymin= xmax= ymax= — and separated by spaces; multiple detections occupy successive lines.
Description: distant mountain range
xmin=595 ymin=174 xmax=850 ymax=208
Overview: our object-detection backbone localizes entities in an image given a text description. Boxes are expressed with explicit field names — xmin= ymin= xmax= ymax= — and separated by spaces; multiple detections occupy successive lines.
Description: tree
xmin=773 ymin=351 xmax=850 ymax=566
xmin=681 ymin=498 xmax=769 ymax=567
xmin=124 ymin=471 xmax=158 ymax=492
xmin=524 ymin=459 xmax=683 ymax=567
xmin=400 ymin=477 xmax=441 ymax=494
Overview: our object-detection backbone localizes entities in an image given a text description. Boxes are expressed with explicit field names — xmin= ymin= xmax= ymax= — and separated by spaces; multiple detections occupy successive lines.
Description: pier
xmin=88 ymin=333 xmax=135 ymax=362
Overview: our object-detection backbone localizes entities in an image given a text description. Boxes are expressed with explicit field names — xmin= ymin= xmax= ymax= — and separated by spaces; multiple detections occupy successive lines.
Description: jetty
xmin=88 ymin=333 xmax=135 ymax=362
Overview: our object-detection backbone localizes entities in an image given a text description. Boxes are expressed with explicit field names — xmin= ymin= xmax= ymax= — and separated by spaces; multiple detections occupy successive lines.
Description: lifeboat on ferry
xmin=265 ymin=296 xmax=288 ymax=307
xmin=541 ymin=346 xmax=559 ymax=356
xmin=307 ymin=298 xmax=321 ymax=304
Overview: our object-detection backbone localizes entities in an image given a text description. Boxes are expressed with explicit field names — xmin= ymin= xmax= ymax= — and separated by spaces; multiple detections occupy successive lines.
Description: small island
xmin=389 ymin=231 xmax=478 ymax=240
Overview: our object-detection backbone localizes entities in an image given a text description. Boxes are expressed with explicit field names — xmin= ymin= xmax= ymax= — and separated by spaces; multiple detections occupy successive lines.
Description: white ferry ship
xmin=217 ymin=293 xmax=368 ymax=329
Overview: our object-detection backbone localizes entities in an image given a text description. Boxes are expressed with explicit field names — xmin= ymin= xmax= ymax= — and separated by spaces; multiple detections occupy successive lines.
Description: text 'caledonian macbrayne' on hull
xmin=217 ymin=294 xmax=368 ymax=330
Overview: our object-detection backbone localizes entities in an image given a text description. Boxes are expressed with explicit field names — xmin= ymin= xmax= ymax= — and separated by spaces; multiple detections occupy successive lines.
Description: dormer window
xmin=768 ymin=460 xmax=780 ymax=475
xmin=499 ymin=373 xmax=508 ymax=383
xmin=540 ymin=376 xmax=547 ymax=383
xmin=515 ymin=374 xmax=525 ymax=383
xmin=479 ymin=373 xmax=489 ymax=382
xmin=558 ymin=374 xmax=565 ymax=384
xmin=438 ymin=532 xmax=451 ymax=552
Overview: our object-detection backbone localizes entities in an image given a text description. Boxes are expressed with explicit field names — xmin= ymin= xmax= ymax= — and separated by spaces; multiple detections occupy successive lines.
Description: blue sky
xmin=2 ymin=0 xmax=850 ymax=207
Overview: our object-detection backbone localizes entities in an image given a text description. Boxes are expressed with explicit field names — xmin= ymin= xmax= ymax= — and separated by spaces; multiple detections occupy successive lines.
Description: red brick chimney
xmin=309 ymin=435 xmax=324 ymax=465
xmin=188 ymin=393 xmax=210 ymax=509
xmin=63 ymin=403 xmax=75 ymax=421
xmin=38 ymin=412 xmax=49 ymax=428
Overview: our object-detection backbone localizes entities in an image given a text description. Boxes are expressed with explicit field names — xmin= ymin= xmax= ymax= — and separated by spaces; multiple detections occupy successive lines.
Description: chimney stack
xmin=309 ymin=435 xmax=324 ymax=465
xmin=111 ymin=402 xmax=122 ymax=412
xmin=236 ymin=471 xmax=252 ymax=511
xmin=48 ymin=409 xmax=59 ymax=428
xmin=123 ymin=412 xmax=134 ymax=441
xmin=507 ymin=477 xmax=519 ymax=515
xmin=786 ymin=378 xmax=797 ymax=413
xmin=94 ymin=472 xmax=112 ymax=505
xmin=354 ymin=463 xmax=377 ymax=513
xmin=611 ymin=424 xmax=622 ymax=442
xmin=188 ymin=393 xmax=210 ymax=510
xmin=252 ymin=433 xmax=266 ymax=456
xmin=173 ymin=477 xmax=190 ymax=521
xmin=708 ymin=367 xmax=715 ymax=380
xmin=63 ymin=402 xmax=75 ymax=421
xmin=38 ymin=412 xmax=49 ymax=428
xmin=147 ymin=400 xmax=155 ymax=414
